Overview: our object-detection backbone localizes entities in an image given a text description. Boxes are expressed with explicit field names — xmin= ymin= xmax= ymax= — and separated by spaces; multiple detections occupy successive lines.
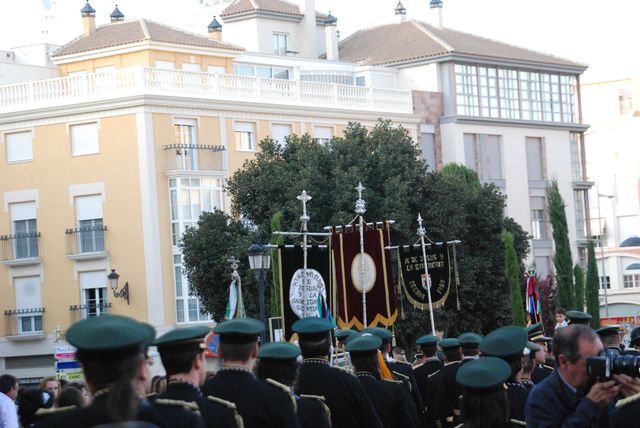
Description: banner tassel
xmin=452 ymin=243 xmax=461 ymax=311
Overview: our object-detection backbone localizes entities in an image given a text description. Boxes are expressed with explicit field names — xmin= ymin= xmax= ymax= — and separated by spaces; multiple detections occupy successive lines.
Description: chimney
xmin=299 ymin=0 xmax=317 ymax=58
xmin=208 ymin=16 xmax=223 ymax=41
xmin=110 ymin=5 xmax=124 ymax=23
xmin=430 ymin=0 xmax=443 ymax=28
xmin=394 ymin=1 xmax=407 ymax=23
xmin=81 ymin=1 xmax=96 ymax=36
xmin=324 ymin=12 xmax=338 ymax=61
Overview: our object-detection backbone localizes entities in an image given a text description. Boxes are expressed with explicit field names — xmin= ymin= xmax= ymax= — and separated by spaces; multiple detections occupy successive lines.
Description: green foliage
xmin=586 ymin=240 xmax=601 ymax=329
xmin=441 ymin=163 xmax=481 ymax=191
xmin=502 ymin=230 xmax=525 ymax=326
xmin=269 ymin=211 xmax=284 ymax=317
xmin=179 ymin=210 xmax=257 ymax=322
xmin=547 ymin=179 xmax=576 ymax=310
xmin=574 ymin=264 xmax=586 ymax=312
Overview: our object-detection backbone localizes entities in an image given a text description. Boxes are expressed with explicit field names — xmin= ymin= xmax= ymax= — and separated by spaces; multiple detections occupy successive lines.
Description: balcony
xmin=0 ymin=232 xmax=42 ymax=266
xmin=0 ymin=66 xmax=413 ymax=116
xmin=69 ymin=302 xmax=112 ymax=324
xmin=163 ymin=144 xmax=226 ymax=175
xmin=65 ymin=225 xmax=108 ymax=261
xmin=4 ymin=308 xmax=46 ymax=341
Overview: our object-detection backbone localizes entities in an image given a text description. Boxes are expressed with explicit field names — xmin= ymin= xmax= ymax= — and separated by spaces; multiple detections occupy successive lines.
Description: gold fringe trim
xmin=616 ymin=391 xmax=640 ymax=409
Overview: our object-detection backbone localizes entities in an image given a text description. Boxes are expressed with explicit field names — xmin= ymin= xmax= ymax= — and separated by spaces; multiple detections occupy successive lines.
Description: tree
xmin=547 ymin=179 xmax=576 ymax=310
xmin=180 ymin=210 xmax=258 ymax=322
xmin=502 ymin=230 xmax=525 ymax=326
xmin=586 ymin=240 xmax=601 ymax=329
xmin=269 ymin=211 xmax=284 ymax=317
xmin=539 ymin=270 xmax=557 ymax=336
xmin=574 ymin=264 xmax=586 ymax=312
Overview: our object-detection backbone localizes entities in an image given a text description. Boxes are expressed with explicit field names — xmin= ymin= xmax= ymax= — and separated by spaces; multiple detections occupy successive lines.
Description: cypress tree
xmin=269 ymin=211 xmax=284 ymax=317
xmin=586 ymin=240 xmax=601 ymax=329
xmin=547 ymin=179 xmax=576 ymax=310
xmin=502 ymin=229 xmax=525 ymax=326
xmin=574 ymin=264 xmax=585 ymax=312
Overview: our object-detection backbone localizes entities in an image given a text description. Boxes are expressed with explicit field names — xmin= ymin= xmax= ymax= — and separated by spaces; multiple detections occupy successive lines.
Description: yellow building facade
xmin=0 ymin=13 xmax=417 ymax=379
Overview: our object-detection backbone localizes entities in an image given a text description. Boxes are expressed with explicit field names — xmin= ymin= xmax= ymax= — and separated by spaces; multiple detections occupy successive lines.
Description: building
xmin=0 ymin=0 xmax=589 ymax=380
xmin=582 ymin=77 xmax=640 ymax=318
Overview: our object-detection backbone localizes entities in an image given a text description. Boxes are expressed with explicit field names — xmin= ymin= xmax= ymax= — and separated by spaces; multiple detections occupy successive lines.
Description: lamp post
xmin=596 ymin=191 xmax=614 ymax=317
xmin=248 ymin=244 xmax=271 ymax=342
xmin=107 ymin=269 xmax=129 ymax=305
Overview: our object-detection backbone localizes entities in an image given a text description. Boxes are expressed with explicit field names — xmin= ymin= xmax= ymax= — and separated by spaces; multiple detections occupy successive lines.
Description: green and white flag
xmin=224 ymin=279 xmax=245 ymax=320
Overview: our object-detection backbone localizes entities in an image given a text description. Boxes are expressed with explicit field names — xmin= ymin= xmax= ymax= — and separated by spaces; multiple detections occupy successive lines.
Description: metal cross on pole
xmin=417 ymin=214 xmax=437 ymax=336
xmin=297 ymin=190 xmax=312 ymax=318
xmin=228 ymin=256 xmax=239 ymax=279
xmin=355 ymin=182 xmax=368 ymax=327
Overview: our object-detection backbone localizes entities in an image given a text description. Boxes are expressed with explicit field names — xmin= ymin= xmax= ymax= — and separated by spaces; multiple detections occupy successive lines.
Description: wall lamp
xmin=107 ymin=269 xmax=130 ymax=305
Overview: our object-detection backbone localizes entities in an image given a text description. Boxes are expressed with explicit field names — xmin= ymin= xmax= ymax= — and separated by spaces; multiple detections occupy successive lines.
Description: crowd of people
xmin=0 ymin=309 xmax=639 ymax=427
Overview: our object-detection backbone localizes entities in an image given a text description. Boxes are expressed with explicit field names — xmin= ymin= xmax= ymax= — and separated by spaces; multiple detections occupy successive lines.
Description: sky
xmin=0 ymin=0 xmax=635 ymax=82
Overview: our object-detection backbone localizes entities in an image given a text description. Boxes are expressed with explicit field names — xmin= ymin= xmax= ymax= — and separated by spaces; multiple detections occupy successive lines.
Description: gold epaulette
xmin=383 ymin=378 xmax=403 ymax=384
xmin=207 ymin=396 xmax=245 ymax=428
xmin=333 ymin=365 xmax=355 ymax=375
xmin=265 ymin=378 xmax=297 ymax=413
xmin=392 ymin=370 xmax=409 ymax=380
xmin=145 ymin=392 xmax=158 ymax=399
xmin=510 ymin=419 xmax=527 ymax=426
xmin=35 ymin=405 xmax=76 ymax=416
xmin=444 ymin=361 xmax=460 ymax=367
xmin=543 ymin=365 xmax=554 ymax=370
xmin=412 ymin=362 xmax=424 ymax=370
xmin=616 ymin=391 xmax=640 ymax=409
xmin=428 ymin=369 xmax=441 ymax=378
xmin=300 ymin=394 xmax=332 ymax=421
xmin=453 ymin=424 xmax=464 ymax=428
xmin=155 ymin=398 xmax=201 ymax=415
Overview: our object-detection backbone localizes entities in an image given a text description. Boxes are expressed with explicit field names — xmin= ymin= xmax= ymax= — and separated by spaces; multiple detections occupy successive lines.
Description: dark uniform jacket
xmin=157 ymin=380 xmax=240 ymax=428
xmin=525 ymin=368 xmax=613 ymax=427
xmin=505 ymin=380 xmax=529 ymax=424
xmin=295 ymin=358 xmax=383 ymax=428
xmin=201 ymin=368 xmax=299 ymax=428
xmin=296 ymin=394 xmax=332 ymax=428
xmin=356 ymin=372 xmax=417 ymax=428
xmin=432 ymin=361 xmax=463 ymax=428
xmin=613 ymin=392 xmax=640 ymax=428
xmin=424 ymin=365 xmax=445 ymax=428
xmin=414 ymin=358 xmax=444 ymax=412
xmin=531 ymin=364 xmax=554 ymax=384
xmin=149 ymin=394 xmax=206 ymax=428
xmin=33 ymin=393 xmax=163 ymax=428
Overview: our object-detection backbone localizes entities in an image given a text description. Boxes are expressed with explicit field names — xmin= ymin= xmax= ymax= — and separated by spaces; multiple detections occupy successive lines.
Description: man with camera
xmin=525 ymin=324 xmax=620 ymax=427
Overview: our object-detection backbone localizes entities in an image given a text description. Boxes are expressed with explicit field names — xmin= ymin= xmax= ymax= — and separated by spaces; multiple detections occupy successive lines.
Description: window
xmin=463 ymin=133 xmax=503 ymax=180
xmin=542 ymin=74 xmax=561 ymax=122
xmin=526 ymin=137 xmax=545 ymax=181
xmin=619 ymin=89 xmax=633 ymax=115
xmin=182 ymin=63 xmax=201 ymax=72
xmin=519 ymin=71 xmax=542 ymax=121
xmin=10 ymin=202 xmax=38 ymax=259
xmin=70 ymin=123 xmax=99 ymax=156
xmin=174 ymin=254 xmax=210 ymax=323
xmin=6 ymin=131 xmax=33 ymax=163
xmin=623 ymin=274 xmax=640 ymax=288
xmin=174 ymin=118 xmax=198 ymax=170
xmin=599 ymin=276 xmax=611 ymax=290
xmin=95 ymin=66 xmax=115 ymax=74
xmin=455 ymin=64 xmax=479 ymax=116
xmin=235 ymin=122 xmax=256 ymax=151
xmin=233 ymin=64 xmax=290 ymax=80
xmin=75 ymin=195 xmax=104 ymax=253
xmin=355 ymin=76 xmax=366 ymax=86
xmin=155 ymin=60 xmax=176 ymax=70
xmin=560 ymin=76 xmax=576 ymax=122
xmin=80 ymin=271 xmax=108 ymax=317
xmin=421 ymin=132 xmax=437 ymax=172
xmin=14 ymin=276 xmax=42 ymax=334
xmin=207 ymin=65 xmax=226 ymax=74
xmin=531 ymin=197 xmax=547 ymax=240
xmin=569 ymin=132 xmax=582 ymax=181
xmin=273 ymin=33 xmax=288 ymax=55
xmin=271 ymin=124 xmax=292 ymax=147
xmin=498 ymin=69 xmax=519 ymax=120
xmin=478 ymin=66 xmax=499 ymax=118
xmin=574 ymin=191 xmax=586 ymax=240
xmin=313 ymin=127 xmax=333 ymax=145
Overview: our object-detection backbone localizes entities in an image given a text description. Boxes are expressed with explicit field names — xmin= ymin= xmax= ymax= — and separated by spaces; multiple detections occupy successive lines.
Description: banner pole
xmin=355 ymin=183 xmax=367 ymax=327
xmin=417 ymin=214 xmax=437 ymax=336
xmin=297 ymin=190 xmax=312 ymax=318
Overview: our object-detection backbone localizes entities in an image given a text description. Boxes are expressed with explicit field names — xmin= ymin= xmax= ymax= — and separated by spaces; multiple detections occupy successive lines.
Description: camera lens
xmin=612 ymin=355 xmax=640 ymax=377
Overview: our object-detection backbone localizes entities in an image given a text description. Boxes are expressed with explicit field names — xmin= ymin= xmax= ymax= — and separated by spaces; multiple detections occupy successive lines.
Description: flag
xmin=224 ymin=279 xmax=245 ymax=320
xmin=397 ymin=244 xmax=451 ymax=310
xmin=526 ymin=275 xmax=540 ymax=324
xmin=279 ymin=246 xmax=332 ymax=340
xmin=332 ymin=222 xmax=397 ymax=330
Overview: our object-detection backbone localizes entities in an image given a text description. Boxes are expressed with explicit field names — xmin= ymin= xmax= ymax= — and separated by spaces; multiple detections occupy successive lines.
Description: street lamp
xmin=596 ymin=192 xmax=614 ymax=317
xmin=107 ymin=269 xmax=130 ymax=305
xmin=247 ymin=244 xmax=271 ymax=342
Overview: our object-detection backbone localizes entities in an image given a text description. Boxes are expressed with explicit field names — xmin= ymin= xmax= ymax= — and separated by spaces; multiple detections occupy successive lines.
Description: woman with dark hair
xmin=33 ymin=315 xmax=162 ymax=427
xmin=455 ymin=357 xmax=522 ymax=428
xmin=57 ymin=386 xmax=85 ymax=409
xmin=17 ymin=387 xmax=53 ymax=427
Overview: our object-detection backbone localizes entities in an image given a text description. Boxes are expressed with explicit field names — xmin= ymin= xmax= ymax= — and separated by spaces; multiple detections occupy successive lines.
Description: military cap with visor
xmin=361 ymin=327 xmax=393 ymax=342
xmin=153 ymin=325 xmax=210 ymax=350
xmin=258 ymin=342 xmax=301 ymax=360
xmin=214 ymin=317 xmax=264 ymax=343
xmin=335 ymin=329 xmax=358 ymax=343
xmin=566 ymin=310 xmax=592 ymax=325
xmin=346 ymin=334 xmax=383 ymax=354
xmin=479 ymin=325 xmax=528 ymax=358
xmin=596 ymin=325 xmax=619 ymax=338
xmin=526 ymin=322 xmax=552 ymax=343
xmin=458 ymin=332 xmax=483 ymax=349
xmin=416 ymin=335 xmax=439 ymax=348
xmin=439 ymin=338 xmax=461 ymax=350
xmin=456 ymin=356 xmax=511 ymax=392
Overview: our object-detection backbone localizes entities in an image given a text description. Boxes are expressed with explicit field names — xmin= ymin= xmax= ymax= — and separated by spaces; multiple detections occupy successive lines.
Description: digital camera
xmin=586 ymin=350 xmax=640 ymax=379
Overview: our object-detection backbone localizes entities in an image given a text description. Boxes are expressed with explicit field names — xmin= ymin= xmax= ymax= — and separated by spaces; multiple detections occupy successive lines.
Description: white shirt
xmin=0 ymin=392 xmax=19 ymax=428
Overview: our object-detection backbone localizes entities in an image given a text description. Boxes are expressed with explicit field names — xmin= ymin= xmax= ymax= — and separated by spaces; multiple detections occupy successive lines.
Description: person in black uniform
xmin=526 ymin=322 xmax=554 ymax=384
xmin=34 ymin=315 xmax=163 ymax=428
xmin=458 ymin=332 xmax=482 ymax=363
xmin=478 ymin=325 xmax=529 ymax=425
xmin=346 ymin=333 xmax=417 ymax=428
xmin=566 ymin=310 xmax=592 ymax=325
xmin=519 ymin=341 xmax=540 ymax=391
xmin=201 ymin=318 xmax=300 ymax=428
xmin=624 ymin=327 xmax=640 ymax=355
xmin=362 ymin=326 xmax=424 ymax=422
xmin=431 ymin=338 xmax=464 ymax=428
xmin=256 ymin=341 xmax=331 ymax=428
xmin=412 ymin=334 xmax=443 ymax=416
xmin=596 ymin=325 xmax=623 ymax=356
xmin=293 ymin=317 xmax=382 ymax=428
xmin=153 ymin=325 xmax=242 ymax=428
xmin=455 ymin=356 xmax=524 ymax=427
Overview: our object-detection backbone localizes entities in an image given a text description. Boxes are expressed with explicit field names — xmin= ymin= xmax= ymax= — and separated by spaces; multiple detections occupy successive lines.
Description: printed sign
xmin=204 ymin=332 xmax=220 ymax=358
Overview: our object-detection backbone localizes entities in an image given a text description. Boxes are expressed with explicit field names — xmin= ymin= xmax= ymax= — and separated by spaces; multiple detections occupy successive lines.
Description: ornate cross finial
xmin=417 ymin=213 xmax=426 ymax=238
xmin=297 ymin=190 xmax=312 ymax=224
xmin=228 ymin=256 xmax=239 ymax=279
xmin=355 ymin=182 xmax=366 ymax=215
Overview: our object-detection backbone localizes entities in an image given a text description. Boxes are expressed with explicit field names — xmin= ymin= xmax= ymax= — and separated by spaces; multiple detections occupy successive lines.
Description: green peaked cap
xmin=479 ymin=326 xmax=527 ymax=358
xmin=66 ymin=314 xmax=156 ymax=352
xmin=258 ymin=342 xmax=301 ymax=359
xmin=153 ymin=326 xmax=210 ymax=348
xmin=456 ymin=356 xmax=511 ymax=390
xmin=439 ymin=338 xmax=461 ymax=350
xmin=214 ymin=318 xmax=263 ymax=343
xmin=361 ymin=327 xmax=392 ymax=341
xmin=291 ymin=317 xmax=333 ymax=334
xmin=346 ymin=334 xmax=383 ymax=353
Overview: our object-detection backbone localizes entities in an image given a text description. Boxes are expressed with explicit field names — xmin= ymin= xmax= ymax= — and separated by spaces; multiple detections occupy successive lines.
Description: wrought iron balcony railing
xmin=4 ymin=308 xmax=45 ymax=338
xmin=163 ymin=144 xmax=226 ymax=173
xmin=69 ymin=302 xmax=112 ymax=324
xmin=65 ymin=225 xmax=107 ymax=257
xmin=0 ymin=232 xmax=41 ymax=262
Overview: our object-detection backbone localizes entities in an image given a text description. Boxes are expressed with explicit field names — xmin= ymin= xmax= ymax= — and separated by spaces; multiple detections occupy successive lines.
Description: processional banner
xmin=397 ymin=244 xmax=451 ymax=309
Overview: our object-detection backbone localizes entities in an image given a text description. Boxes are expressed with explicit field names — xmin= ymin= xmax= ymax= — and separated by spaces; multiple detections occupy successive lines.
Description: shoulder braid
xmin=300 ymin=394 xmax=331 ymax=421
xmin=207 ymin=396 xmax=244 ymax=428
xmin=154 ymin=398 xmax=201 ymax=415
xmin=265 ymin=378 xmax=297 ymax=413
xmin=510 ymin=419 xmax=527 ymax=426
xmin=616 ymin=391 xmax=640 ymax=409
